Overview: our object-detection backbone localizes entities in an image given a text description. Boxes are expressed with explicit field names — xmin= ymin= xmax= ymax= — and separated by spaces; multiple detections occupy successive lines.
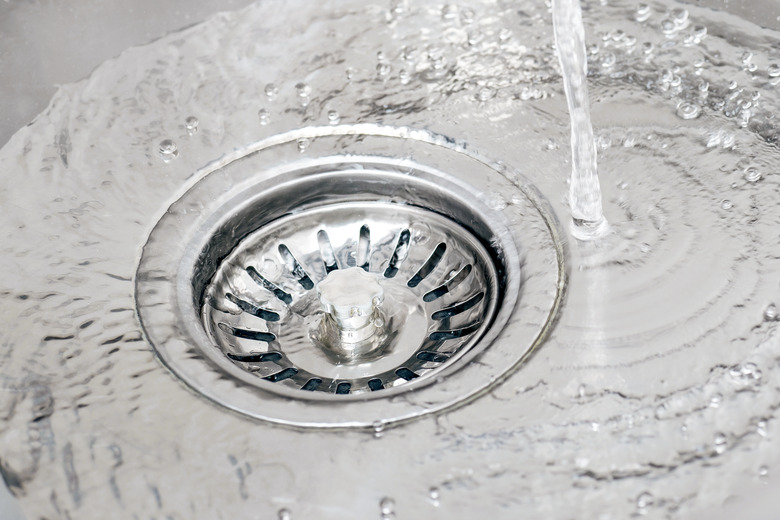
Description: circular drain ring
xmin=136 ymin=125 xmax=566 ymax=428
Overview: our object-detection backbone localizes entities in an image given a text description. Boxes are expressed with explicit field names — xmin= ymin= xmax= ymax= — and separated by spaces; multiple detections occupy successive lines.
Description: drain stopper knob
xmin=316 ymin=267 xmax=384 ymax=339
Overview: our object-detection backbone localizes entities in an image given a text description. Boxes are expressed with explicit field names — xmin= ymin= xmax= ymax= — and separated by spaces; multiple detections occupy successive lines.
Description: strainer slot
xmin=317 ymin=230 xmax=339 ymax=273
xmin=431 ymin=292 xmax=485 ymax=320
xmin=225 ymin=293 xmax=281 ymax=322
xmin=226 ymin=351 xmax=283 ymax=363
xmin=264 ymin=368 xmax=299 ymax=382
xmin=383 ymin=229 xmax=411 ymax=279
xmin=335 ymin=382 xmax=351 ymax=394
xmin=357 ymin=224 xmax=371 ymax=271
xmin=278 ymin=244 xmax=315 ymax=290
xmin=423 ymin=264 xmax=473 ymax=302
xmin=218 ymin=323 xmax=276 ymax=343
xmin=301 ymin=378 xmax=323 ymax=391
xmin=395 ymin=368 xmax=419 ymax=381
xmin=368 ymin=378 xmax=384 ymax=391
xmin=415 ymin=351 xmax=450 ymax=363
xmin=408 ymin=242 xmax=447 ymax=288
xmin=246 ymin=266 xmax=293 ymax=305
xmin=429 ymin=323 xmax=481 ymax=341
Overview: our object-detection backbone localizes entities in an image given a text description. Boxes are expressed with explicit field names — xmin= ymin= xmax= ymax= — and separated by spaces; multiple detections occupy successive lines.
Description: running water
xmin=552 ymin=0 xmax=608 ymax=239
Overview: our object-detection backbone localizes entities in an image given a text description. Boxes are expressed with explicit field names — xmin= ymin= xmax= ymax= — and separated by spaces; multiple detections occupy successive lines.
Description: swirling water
xmin=0 ymin=0 xmax=780 ymax=518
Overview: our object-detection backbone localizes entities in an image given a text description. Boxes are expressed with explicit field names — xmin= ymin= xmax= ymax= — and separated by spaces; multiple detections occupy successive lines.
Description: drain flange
xmin=136 ymin=126 xmax=564 ymax=428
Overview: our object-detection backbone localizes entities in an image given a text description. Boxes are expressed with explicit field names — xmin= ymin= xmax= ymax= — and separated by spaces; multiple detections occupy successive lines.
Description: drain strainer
xmin=136 ymin=126 xmax=564 ymax=428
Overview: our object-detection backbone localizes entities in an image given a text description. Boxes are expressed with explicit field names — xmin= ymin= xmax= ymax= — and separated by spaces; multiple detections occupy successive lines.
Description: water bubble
xmin=729 ymin=80 xmax=739 ymax=90
xmin=636 ymin=492 xmax=654 ymax=514
xmin=467 ymin=30 xmax=484 ymax=47
xmin=399 ymin=69 xmax=411 ymax=84
xmin=642 ymin=41 xmax=654 ymax=54
xmin=278 ymin=508 xmax=292 ymax=520
xmin=743 ymin=167 xmax=762 ymax=183
xmin=498 ymin=28 xmax=513 ymax=43
xmin=741 ymin=51 xmax=753 ymax=65
xmin=460 ymin=8 xmax=475 ymax=24
xmin=714 ymin=432 xmax=727 ymax=454
xmin=676 ymin=102 xmax=701 ymax=120
xmin=327 ymin=110 xmax=341 ymax=125
xmin=402 ymin=45 xmax=418 ymax=62
xmin=264 ymin=83 xmax=279 ymax=99
xmin=258 ymin=108 xmax=270 ymax=126
xmin=720 ymin=200 xmax=733 ymax=210
xmin=297 ymin=138 xmax=310 ymax=153
xmin=654 ymin=404 xmax=666 ymax=419
xmin=184 ymin=116 xmax=199 ymax=135
xmin=345 ymin=67 xmax=356 ymax=81
xmin=158 ymin=139 xmax=178 ymax=162
xmin=635 ymin=3 xmax=651 ymax=22
xmin=693 ymin=25 xmax=708 ymax=41
xmin=768 ymin=64 xmax=780 ymax=78
xmin=764 ymin=303 xmax=778 ymax=321
xmin=476 ymin=86 xmax=496 ymax=102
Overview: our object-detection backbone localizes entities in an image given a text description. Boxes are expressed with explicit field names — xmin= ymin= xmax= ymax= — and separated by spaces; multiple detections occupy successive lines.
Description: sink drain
xmin=136 ymin=125 xmax=565 ymax=428
xmin=204 ymin=200 xmax=500 ymax=396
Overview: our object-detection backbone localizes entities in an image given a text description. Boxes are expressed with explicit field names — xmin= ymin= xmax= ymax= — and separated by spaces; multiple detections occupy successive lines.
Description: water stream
xmin=1 ymin=0 xmax=780 ymax=518
xmin=552 ymin=0 xmax=608 ymax=238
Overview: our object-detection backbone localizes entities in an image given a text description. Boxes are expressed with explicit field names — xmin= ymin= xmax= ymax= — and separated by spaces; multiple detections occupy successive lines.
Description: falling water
xmin=552 ymin=0 xmax=608 ymax=239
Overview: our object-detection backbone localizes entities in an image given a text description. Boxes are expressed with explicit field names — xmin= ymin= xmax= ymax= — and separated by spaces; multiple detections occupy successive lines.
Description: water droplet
xmin=264 ymin=83 xmax=279 ymax=99
xmin=642 ymin=41 xmax=654 ymax=54
xmin=258 ymin=108 xmax=270 ymax=126
xmin=693 ymin=25 xmax=708 ymax=41
xmin=460 ymin=8 xmax=475 ymax=24
xmin=757 ymin=420 xmax=768 ymax=437
xmin=376 ymin=62 xmax=391 ymax=77
xmin=476 ymin=86 xmax=496 ymax=101
xmin=671 ymin=8 xmax=689 ymax=27
xmin=345 ymin=67 xmax=355 ymax=81
xmin=184 ymin=116 xmax=199 ymax=135
xmin=635 ymin=3 xmax=651 ymax=22
xmin=676 ymin=102 xmax=701 ymax=120
xmin=714 ymin=432 xmax=727 ymax=454
xmin=297 ymin=138 xmax=310 ymax=153
xmin=769 ymin=64 xmax=780 ymax=78
xmin=380 ymin=497 xmax=395 ymax=515
xmin=764 ymin=303 xmax=778 ymax=321
xmin=636 ymin=492 xmax=654 ymax=514
xmin=720 ymin=199 xmax=733 ymax=210
xmin=660 ymin=19 xmax=676 ymax=35
xmin=743 ymin=167 xmax=762 ymax=183
xmin=601 ymin=52 xmax=616 ymax=68
xmin=498 ymin=28 xmax=512 ymax=43
xmin=654 ymin=404 xmax=666 ymax=419
xmin=399 ymin=69 xmax=411 ymax=84
xmin=372 ymin=420 xmax=385 ymax=438
xmin=759 ymin=465 xmax=769 ymax=480
xmin=709 ymin=393 xmax=722 ymax=408
xmin=278 ymin=508 xmax=292 ymax=520
xmin=741 ymin=51 xmax=754 ymax=65
xmin=158 ymin=139 xmax=178 ymax=162
xmin=487 ymin=194 xmax=507 ymax=210
xmin=327 ymin=110 xmax=341 ymax=125
xmin=441 ymin=4 xmax=458 ymax=20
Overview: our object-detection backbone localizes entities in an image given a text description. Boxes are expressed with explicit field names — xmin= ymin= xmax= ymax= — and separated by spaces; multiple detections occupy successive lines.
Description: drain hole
xmin=226 ymin=351 xmax=283 ymax=363
xmin=423 ymin=264 xmax=473 ymax=302
xmin=395 ymin=367 xmax=419 ymax=381
xmin=357 ymin=224 xmax=371 ymax=271
xmin=225 ymin=293 xmax=281 ymax=322
xmin=429 ymin=323 xmax=481 ymax=341
xmin=384 ymin=229 xmax=411 ymax=279
xmin=301 ymin=378 xmax=323 ymax=391
xmin=335 ymin=382 xmax=351 ymax=394
xmin=246 ymin=266 xmax=293 ymax=305
xmin=367 ymin=378 xmax=384 ymax=391
xmin=278 ymin=244 xmax=315 ymax=290
xmin=218 ymin=323 xmax=276 ymax=342
xmin=416 ymin=351 xmax=450 ymax=363
xmin=408 ymin=243 xmax=447 ymax=288
xmin=317 ymin=230 xmax=339 ymax=273
xmin=431 ymin=292 xmax=485 ymax=320
xmin=264 ymin=367 xmax=298 ymax=382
